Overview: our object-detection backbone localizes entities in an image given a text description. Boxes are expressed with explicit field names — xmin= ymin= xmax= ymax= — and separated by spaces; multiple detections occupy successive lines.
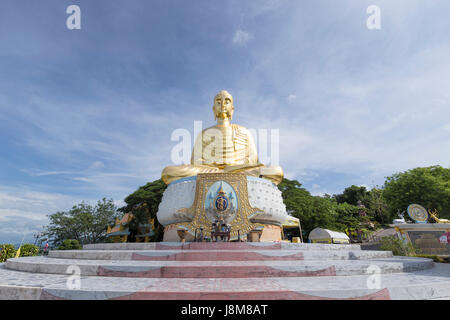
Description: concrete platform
xmin=82 ymin=242 xmax=362 ymax=251
xmin=6 ymin=256 xmax=432 ymax=278
xmin=1 ymin=242 xmax=449 ymax=300
xmin=49 ymin=249 xmax=393 ymax=261
xmin=1 ymin=263 xmax=450 ymax=300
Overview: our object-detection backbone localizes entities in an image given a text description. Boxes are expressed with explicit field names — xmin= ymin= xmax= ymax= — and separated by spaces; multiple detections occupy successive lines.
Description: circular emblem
xmin=407 ymin=204 xmax=428 ymax=223
xmin=215 ymin=195 xmax=228 ymax=211
xmin=204 ymin=180 xmax=238 ymax=223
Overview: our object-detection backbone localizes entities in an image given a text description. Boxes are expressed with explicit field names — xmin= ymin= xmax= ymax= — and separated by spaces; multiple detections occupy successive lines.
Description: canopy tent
xmin=308 ymin=228 xmax=350 ymax=244
xmin=282 ymin=216 xmax=303 ymax=243
xmin=282 ymin=216 xmax=300 ymax=228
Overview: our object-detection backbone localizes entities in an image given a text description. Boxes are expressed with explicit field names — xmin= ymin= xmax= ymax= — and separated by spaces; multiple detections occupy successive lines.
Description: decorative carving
xmin=172 ymin=172 xmax=264 ymax=241
xmin=407 ymin=204 xmax=428 ymax=223
xmin=428 ymin=209 xmax=450 ymax=224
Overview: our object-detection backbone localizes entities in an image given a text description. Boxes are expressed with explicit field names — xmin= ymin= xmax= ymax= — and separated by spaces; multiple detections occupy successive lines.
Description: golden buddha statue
xmin=161 ymin=90 xmax=283 ymax=185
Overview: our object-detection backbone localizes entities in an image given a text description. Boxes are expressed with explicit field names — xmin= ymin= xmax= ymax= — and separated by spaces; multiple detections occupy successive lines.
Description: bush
xmin=57 ymin=239 xmax=82 ymax=250
xmin=18 ymin=243 xmax=39 ymax=257
xmin=379 ymin=236 xmax=415 ymax=256
xmin=414 ymin=254 xmax=450 ymax=263
xmin=0 ymin=244 xmax=16 ymax=262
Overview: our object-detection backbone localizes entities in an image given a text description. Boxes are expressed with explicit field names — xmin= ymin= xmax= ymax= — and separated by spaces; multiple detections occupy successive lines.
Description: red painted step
xmin=40 ymin=288 xmax=391 ymax=300
xmin=132 ymin=251 xmax=304 ymax=261
xmin=97 ymin=265 xmax=336 ymax=278
xmin=155 ymin=242 xmax=282 ymax=250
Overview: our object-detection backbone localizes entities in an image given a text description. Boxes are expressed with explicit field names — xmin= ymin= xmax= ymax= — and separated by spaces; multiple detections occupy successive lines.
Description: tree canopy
xmin=277 ymin=178 xmax=365 ymax=237
xmin=119 ymin=179 xmax=167 ymax=241
xmin=333 ymin=185 xmax=389 ymax=224
xmin=41 ymin=165 xmax=449 ymax=245
xmin=42 ymin=198 xmax=120 ymax=247
xmin=383 ymin=166 xmax=450 ymax=220
xmin=334 ymin=185 xmax=368 ymax=206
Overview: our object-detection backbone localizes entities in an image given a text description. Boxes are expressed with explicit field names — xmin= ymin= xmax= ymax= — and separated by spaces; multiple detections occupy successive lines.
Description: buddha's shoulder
xmin=231 ymin=124 xmax=249 ymax=131
xmin=232 ymin=124 xmax=252 ymax=136
xmin=202 ymin=124 xmax=250 ymax=132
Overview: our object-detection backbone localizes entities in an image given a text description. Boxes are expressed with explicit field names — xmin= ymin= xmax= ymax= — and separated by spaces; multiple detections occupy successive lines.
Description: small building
xmin=135 ymin=218 xmax=155 ymax=243
xmin=308 ymin=228 xmax=350 ymax=244
xmin=106 ymin=213 xmax=156 ymax=243
xmin=282 ymin=216 xmax=303 ymax=243
xmin=106 ymin=213 xmax=133 ymax=243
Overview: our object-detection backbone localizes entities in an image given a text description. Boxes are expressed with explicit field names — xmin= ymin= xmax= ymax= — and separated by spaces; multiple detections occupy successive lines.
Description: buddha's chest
xmin=201 ymin=127 xmax=248 ymax=162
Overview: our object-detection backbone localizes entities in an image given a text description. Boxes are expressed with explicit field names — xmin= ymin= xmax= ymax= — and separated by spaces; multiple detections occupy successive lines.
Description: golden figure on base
xmin=161 ymin=90 xmax=283 ymax=185
xmin=428 ymin=209 xmax=450 ymax=224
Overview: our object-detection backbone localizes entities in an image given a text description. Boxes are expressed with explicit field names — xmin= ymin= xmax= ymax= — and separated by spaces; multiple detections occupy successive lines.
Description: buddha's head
xmin=213 ymin=90 xmax=234 ymax=121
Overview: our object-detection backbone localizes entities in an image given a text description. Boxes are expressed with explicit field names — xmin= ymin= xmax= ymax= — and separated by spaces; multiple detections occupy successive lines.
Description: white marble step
xmin=49 ymin=249 xmax=392 ymax=261
xmin=5 ymin=256 xmax=433 ymax=278
xmin=1 ymin=263 xmax=450 ymax=300
xmin=82 ymin=242 xmax=362 ymax=251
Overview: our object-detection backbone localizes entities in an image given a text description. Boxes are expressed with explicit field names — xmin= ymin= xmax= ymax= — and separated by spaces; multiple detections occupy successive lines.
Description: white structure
xmin=157 ymin=176 xmax=288 ymax=227
xmin=156 ymin=177 xmax=197 ymax=226
xmin=393 ymin=211 xmax=407 ymax=224
xmin=393 ymin=218 xmax=407 ymax=224
xmin=308 ymin=228 xmax=350 ymax=244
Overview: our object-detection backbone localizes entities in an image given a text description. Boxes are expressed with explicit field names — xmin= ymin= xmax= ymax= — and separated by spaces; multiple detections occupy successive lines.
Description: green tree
xmin=18 ymin=244 xmax=40 ymax=257
xmin=365 ymin=187 xmax=389 ymax=224
xmin=383 ymin=166 xmax=450 ymax=221
xmin=57 ymin=239 xmax=82 ymax=250
xmin=43 ymin=198 xmax=120 ymax=247
xmin=278 ymin=179 xmax=376 ymax=240
xmin=278 ymin=179 xmax=348 ymax=236
xmin=334 ymin=185 xmax=368 ymax=206
xmin=333 ymin=202 xmax=361 ymax=231
xmin=0 ymin=244 xmax=16 ymax=262
xmin=305 ymin=197 xmax=340 ymax=233
xmin=120 ymin=179 xmax=167 ymax=241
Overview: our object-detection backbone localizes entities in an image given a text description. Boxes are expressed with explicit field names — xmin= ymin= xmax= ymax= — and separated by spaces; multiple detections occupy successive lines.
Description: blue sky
xmin=1 ymin=0 xmax=450 ymax=244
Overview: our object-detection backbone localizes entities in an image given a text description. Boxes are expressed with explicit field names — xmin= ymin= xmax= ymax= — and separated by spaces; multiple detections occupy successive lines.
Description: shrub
xmin=379 ymin=236 xmax=415 ymax=256
xmin=0 ymin=244 xmax=16 ymax=262
xmin=414 ymin=254 xmax=449 ymax=263
xmin=57 ymin=239 xmax=82 ymax=250
xmin=18 ymin=243 xmax=39 ymax=257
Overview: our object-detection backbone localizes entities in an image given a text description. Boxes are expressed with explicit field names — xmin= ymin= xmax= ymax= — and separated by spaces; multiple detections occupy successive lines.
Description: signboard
xmin=439 ymin=232 xmax=450 ymax=244
xmin=407 ymin=230 xmax=449 ymax=255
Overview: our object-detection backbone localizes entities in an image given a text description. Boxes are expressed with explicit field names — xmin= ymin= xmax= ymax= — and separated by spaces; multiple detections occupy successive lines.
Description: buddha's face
xmin=213 ymin=91 xmax=234 ymax=121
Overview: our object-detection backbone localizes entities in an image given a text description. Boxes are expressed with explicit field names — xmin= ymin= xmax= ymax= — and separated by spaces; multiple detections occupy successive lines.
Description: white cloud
xmin=0 ymin=186 xmax=81 ymax=243
xmin=0 ymin=185 xmax=127 ymax=243
xmin=0 ymin=215 xmax=49 ymax=244
xmin=0 ymin=186 xmax=83 ymax=220
xmin=89 ymin=161 xmax=105 ymax=169
xmin=232 ymin=30 xmax=253 ymax=46
xmin=228 ymin=5 xmax=450 ymax=187
xmin=1 ymin=1 xmax=450 ymax=238
xmin=20 ymin=169 xmax=74 ymax=177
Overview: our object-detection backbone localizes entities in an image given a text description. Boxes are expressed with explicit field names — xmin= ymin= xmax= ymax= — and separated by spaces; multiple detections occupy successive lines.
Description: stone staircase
xmin=1 ymin=242 xmax=450 ymax=300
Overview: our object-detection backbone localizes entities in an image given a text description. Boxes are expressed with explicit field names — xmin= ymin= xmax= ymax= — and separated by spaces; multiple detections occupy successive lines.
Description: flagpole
xmin=15 ymin=233 xmax=26 ymax=259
